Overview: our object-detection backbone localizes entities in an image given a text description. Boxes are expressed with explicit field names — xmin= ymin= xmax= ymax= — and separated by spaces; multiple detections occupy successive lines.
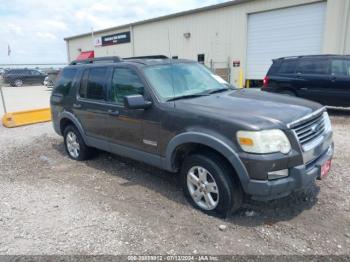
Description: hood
xmin=175 ymin=89 xmax=322 ymax=130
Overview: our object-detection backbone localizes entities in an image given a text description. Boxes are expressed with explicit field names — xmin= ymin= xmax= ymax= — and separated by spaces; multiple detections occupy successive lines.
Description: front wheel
xmin=181 ymin=153 xmax=243 ymax=217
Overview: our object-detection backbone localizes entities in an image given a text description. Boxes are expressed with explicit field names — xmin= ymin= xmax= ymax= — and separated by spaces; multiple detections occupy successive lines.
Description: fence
xmin=208 ymin=60 xmax=231 ymax=83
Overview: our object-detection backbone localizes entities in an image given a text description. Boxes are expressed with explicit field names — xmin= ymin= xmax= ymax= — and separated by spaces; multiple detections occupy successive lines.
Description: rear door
xmin=268 ymin=59 xmax=298 ymax=92
xmin=16 ymin=70 xmax=29 ymax=84
xmin=294 ymin=57 xmax=331 ymax=104
xmin=329 ymin=58 xmax=350 ymax=107
xmin=74 ymin=66 xmax=112 ymax=140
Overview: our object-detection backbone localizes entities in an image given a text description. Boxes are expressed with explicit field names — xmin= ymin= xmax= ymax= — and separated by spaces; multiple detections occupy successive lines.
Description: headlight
xmin=237 ymin=129 xmax=291 ymax=154
xmin=323 ymin=112 xmax=332 ymax=132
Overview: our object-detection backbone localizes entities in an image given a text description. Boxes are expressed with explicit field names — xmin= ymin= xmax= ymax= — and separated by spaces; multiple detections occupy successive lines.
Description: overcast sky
xmin=0 ymin=0 xmax=227 ymax=64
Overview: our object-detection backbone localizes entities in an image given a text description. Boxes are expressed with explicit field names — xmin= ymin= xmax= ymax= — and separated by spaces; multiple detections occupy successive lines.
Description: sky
xmin=0 ymin=0 xmax=228 ymax=65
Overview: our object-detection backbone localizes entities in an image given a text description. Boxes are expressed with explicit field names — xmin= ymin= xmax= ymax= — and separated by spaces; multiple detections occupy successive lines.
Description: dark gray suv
xmin=50 ymin=56 xmax=334 ymax=217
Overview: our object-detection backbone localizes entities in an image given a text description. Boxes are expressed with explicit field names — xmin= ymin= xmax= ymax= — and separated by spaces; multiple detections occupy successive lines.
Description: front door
xmin=73 ymin=67 xmax=112 ymax=140
xmin=104 ymin=66 xmax=148 ymax=152
xmin=30 ymin=70 xmax=43 ymax=84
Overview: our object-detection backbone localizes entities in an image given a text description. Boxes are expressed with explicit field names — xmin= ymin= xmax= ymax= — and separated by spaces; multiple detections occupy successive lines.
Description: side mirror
xmin=124 ymin=95 xmax=152 ymax=110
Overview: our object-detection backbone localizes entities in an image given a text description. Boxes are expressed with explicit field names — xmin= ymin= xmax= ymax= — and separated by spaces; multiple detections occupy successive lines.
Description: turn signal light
xmin=238 ymin=137 xmax=254 ymax=146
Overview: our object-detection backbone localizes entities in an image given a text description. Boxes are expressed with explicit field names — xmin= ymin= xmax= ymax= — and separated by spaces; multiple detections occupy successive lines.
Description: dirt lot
xmin=0 ymin=110 xmax=349 ymax=255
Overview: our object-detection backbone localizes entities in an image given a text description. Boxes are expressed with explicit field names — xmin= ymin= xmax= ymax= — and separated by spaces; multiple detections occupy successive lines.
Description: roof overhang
xmin=76 ymin=51 xmax=95 ymax=60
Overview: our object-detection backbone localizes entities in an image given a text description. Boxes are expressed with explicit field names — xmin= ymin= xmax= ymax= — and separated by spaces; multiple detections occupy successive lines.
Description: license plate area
xmin=319 ymin=159 xmax=332 ymax=179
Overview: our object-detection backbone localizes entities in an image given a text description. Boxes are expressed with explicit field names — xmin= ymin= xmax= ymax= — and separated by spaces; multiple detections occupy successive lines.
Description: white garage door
xmin=246 ymin=2 xmax=326 ymax=80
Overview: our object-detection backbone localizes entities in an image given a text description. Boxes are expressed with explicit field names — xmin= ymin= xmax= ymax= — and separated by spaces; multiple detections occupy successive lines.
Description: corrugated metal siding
xmin=66 ymin=0 xmax=340 ymax=83
xmin=246 ymin=2 xmax=326 ymax=79
xmin=132 ymin=0 xmax=324 ymax=83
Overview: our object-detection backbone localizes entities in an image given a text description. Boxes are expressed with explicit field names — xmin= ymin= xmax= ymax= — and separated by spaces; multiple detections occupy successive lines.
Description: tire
xmin=280 ymin=90 xmax=295 ymax=96
xmin=13 ymin=79 xmax=23 ymax=87
xmin=63 ymin=125 xmax=94 ymax=161
xmin=181 ymin=153 xmax=243 ymax=218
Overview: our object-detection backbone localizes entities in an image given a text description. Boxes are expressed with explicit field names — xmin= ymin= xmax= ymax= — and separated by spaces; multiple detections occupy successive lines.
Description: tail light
xmin=263 ymin=76 xmax=269 ymax=88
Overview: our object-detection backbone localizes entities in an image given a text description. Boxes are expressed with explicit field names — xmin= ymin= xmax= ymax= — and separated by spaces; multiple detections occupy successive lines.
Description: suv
xmin=262 ymin=55 xmax=350 ymax=107
xmin=2 ymin=68 xmax=46 ymax=87
xmin=51 ymin=56 xmax=334 ymax=217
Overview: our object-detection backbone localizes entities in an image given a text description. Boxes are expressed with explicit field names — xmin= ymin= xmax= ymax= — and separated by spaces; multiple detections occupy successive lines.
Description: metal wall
xmin=66 ymin=0 xmax=350 ymax=85
xmin=323 ymin=0 xmax=350 ymax=54
xmin=67 ymin=27 xmax=133 ymax=62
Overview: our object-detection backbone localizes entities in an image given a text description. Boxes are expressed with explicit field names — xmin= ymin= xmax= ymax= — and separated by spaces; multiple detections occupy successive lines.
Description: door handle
xmin=73 ymin=103 xmax=82 ymax=109
xmin=108 ymin=110 xmax=120 ymax=116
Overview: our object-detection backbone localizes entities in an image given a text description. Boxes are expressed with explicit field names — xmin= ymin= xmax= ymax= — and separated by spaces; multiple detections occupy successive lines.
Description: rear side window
xmin=278 ymin=60 xmax=297 ymax=74
xmin=54 ymin=68 xmax=77 ymax=95
xmin=79 ymin=67 xmax=107 ymax=100
xmin=297 ymin=59 xmax=329 ymax=75
xmin=9 ymin=70 xmax=25 ymax=75
xmin=331 ymin=59 xmax=350 ymax=77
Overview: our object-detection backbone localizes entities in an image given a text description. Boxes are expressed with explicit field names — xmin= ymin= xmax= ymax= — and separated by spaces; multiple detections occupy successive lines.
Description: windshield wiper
xmin=206 ymin=88 xmax=230 ymax=94
xmin=166 ymin=94 xmax=209 ymax=102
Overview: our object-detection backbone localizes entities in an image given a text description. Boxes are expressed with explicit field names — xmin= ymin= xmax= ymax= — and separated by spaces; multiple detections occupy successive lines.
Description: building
xmin=64 ymin=0 xmax=350 ymax=87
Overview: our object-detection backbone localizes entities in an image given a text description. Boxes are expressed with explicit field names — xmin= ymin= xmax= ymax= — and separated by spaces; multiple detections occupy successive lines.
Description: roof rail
xmin=276 ymin=56 xmax=302 ymax=60
xmin=70 ymin=56 xmax=123 ymax=65
xmin=276 ymin=54 xmax=350 ymax=60
xmin=123 ymin=55 xmax=169 ymax=60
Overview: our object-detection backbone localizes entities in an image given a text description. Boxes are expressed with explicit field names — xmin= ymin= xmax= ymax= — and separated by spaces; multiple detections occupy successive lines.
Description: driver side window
xmin=30 ymin=70 xmax=41 ymax=76
xmin=111 ymin=68 xmax=144 ymax=105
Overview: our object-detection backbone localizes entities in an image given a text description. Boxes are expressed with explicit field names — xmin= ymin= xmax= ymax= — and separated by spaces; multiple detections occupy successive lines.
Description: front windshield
xmin=143 ymin=63 xmax=229 ymax=101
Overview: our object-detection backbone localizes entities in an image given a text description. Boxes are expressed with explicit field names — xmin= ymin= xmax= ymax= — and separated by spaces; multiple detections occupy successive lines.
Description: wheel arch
xmin=59 ymin=111 xmax=87 ymax=143
xmin=165 ymin=132 xmax=250 ymax=190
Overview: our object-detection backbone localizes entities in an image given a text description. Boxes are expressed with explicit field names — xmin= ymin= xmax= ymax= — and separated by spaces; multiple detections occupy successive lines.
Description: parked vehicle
xmin=44 ymin=69 xmax=60 ymax=88
xmin=51 ymin=56 xmax=334 ymax=217
xmin=0 ymin=69 xmax=5 ymax=82
xmin=44 ymin=76 xmax=52 ymax=87
xmin=262 ymin=55 xmax=350 ymax=107
xmin=2 ymin=68 xmax=47 ymax=87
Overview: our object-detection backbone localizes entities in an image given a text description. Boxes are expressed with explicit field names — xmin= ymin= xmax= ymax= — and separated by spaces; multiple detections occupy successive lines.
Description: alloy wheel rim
xmin=187 ymin=166 xmax=219 ymax=210
xmin=66 ymin=131 xmax=80 ymax=158
xmin=15 ymin=80 xmax=22 ymax=87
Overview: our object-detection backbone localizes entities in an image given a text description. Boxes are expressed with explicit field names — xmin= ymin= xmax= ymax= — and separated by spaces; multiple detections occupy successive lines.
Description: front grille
xmin=292 ymin=112 xmax=325 ymax=146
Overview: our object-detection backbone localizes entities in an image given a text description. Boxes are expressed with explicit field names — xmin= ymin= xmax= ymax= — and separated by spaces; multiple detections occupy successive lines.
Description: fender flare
xmin=164 ymin=132 xmax=250 ymax=190
xmin=58 ymin=111 xmax=88 ymax=144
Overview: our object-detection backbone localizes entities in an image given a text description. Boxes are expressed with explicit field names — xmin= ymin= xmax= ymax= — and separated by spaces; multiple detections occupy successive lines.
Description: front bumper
xmin=244 ymin=143 xmax=334 ymax=201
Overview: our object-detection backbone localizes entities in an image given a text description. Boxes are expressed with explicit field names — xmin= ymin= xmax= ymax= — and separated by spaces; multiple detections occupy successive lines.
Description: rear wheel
xmin=181 ymin=153 xmax=242 ymax=217
xmin=12 ymin=79 xmax=23 ymax=87
xmin=63 ymin=125 xmax=94 ymax=161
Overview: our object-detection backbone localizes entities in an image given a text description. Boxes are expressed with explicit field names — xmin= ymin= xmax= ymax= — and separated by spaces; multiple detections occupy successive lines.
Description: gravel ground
xmin=0 ymin=111 xmax=349 ymax=255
